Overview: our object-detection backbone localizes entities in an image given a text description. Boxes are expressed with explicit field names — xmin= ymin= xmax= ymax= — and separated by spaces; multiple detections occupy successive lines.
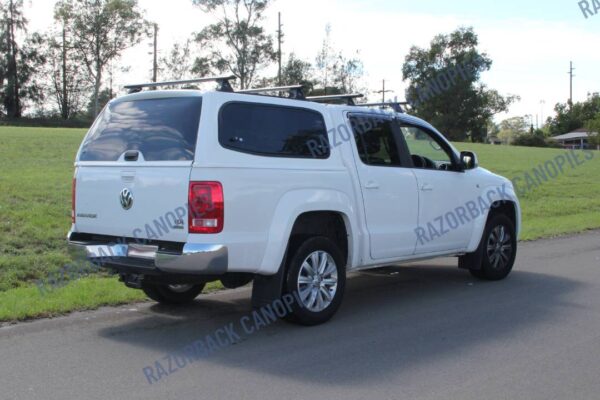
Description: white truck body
xmin=68 ymin=85 xmax=521 ymax=324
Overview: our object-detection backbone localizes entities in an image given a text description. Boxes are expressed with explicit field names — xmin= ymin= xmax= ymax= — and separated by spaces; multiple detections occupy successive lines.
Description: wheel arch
xmin=256 ymin=189 xmax=359 ymax=275
xmin=466 ymin=184 xmax=521 ymax=252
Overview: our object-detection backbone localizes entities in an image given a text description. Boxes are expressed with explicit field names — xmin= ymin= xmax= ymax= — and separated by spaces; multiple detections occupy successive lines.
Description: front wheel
xmin=142 ymin=283 xmax=205 ymax=305
xmin=470 ymin=213 xmax=517 ymax=281
xmin=284 ymin=237 xmax=346 ymax=326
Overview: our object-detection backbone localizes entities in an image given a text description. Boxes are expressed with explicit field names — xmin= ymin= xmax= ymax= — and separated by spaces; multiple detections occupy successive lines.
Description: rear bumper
xmin=67 ymin=231 xmax=228 ymax=276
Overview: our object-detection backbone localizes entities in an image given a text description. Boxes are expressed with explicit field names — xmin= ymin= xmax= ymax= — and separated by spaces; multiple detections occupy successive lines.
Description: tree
xmin=280 ymin=53 xmax=316 ymax=92
xmin=586 ymin=113 xmax=600 ymax=150
xmin=159 ymin=40 xmax=194 ymax=82
xmin=497 ymin=116 xmax=529 ymax=144
xmin=547 ymin=93 xmax=600 ymax=136
xmin=512 ymin=129 xmax=549 ymax=147
xmin=85 ymin=87 xmax=112 ymax=118
xmin=0 ymin=0 xmax=45 ymax=118
xmin=192 ymin=0 xmax=276 ymax=90
xmin=56 ymin=0 xmax=148 ymax=117
xmin=42 ymin=6 xmax=90 ymax=119
xmin=402 ymin=27 xmax=518 ymax=142
xmin=314 ymin=25 xmax=364 ymax=96
xmin=315 ymin=24 xmax=334 ymax=93
xmin=332 ymin=53 xmax=364 ymax=94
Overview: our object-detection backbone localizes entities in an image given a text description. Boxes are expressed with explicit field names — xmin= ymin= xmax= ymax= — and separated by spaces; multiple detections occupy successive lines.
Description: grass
xmin=0 ymin=276 xmax=146 ymax=322
xmin=0 ymin=127 xmax=85 ymax=292
xmin=0 ymin=126 xmax=599 ymax=322
xmin=0 ymin=277 xmax=223 ymax=322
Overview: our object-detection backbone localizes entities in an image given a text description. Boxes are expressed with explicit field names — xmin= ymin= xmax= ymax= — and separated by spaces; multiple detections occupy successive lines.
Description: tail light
xmin=71 ymin=178 xmax=76 ymax=224
xmin=189 ymin=182 xmax=224 ymax=234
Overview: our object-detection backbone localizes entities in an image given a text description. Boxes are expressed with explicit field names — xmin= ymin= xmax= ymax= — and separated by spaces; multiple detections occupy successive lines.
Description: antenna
xmin=124 ymin=75 xmax=237 ymax=94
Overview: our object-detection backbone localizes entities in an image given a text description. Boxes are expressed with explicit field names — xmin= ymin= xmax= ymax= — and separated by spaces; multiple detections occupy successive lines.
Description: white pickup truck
xmin=68 ymin=76 xmax=521 ymax=325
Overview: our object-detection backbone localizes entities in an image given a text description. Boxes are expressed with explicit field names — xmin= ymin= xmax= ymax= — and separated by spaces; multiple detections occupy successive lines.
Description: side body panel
xmin=189 ymin=93 xmax=363 ymax=275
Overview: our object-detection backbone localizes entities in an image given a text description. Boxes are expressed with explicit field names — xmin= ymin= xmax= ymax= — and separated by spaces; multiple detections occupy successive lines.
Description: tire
xmin=283 ymin=236 xmax=346 ymax=326
xmin=142 ymin=283 xmax=205 ymax=305
xmin=469 ymin=213 xmax=517 ymax=281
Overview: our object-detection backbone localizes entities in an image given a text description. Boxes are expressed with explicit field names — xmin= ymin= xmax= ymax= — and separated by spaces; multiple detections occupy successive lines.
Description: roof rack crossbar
xmin=359 ymin=102 xmax=410 ymax=113
xmin=238 ymin=85 xmax=305 ymax=99
xmin=124 ymin=75 xmax=237 ymax=94
xmin=307 ymin=94 xmax=364 ymax=106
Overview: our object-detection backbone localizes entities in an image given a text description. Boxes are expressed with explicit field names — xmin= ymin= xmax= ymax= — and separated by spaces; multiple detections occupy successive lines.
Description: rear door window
xmin=219 ymin=102 xmax=329 ymax=158
xmin=79 ymin=97 xmax=202 ymax=162
xmin=349 ymin=115 xmax=405 ymax=167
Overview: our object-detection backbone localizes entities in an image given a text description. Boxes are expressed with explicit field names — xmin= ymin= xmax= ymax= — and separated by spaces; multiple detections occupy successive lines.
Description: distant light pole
xmin=540 ymin=100 xmax=546 ymax=128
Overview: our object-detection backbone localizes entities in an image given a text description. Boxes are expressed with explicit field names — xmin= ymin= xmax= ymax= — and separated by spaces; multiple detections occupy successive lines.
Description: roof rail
xmin=238 ymin=85 xmax=306 ymax=100
xmin=358 ymin=102 xmax=410 ymax=113
xmin=307 ymin=94 xmax=364 ymax=106
xmin=124 ymin=75 xmax=237 ymax=94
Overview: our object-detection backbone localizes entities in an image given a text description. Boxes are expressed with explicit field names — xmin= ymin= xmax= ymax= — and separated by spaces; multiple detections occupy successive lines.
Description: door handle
xmin=421 ymin=184 xmax=434 ymax=192
xmin=364 ymin=181 xmax=380 ymax=190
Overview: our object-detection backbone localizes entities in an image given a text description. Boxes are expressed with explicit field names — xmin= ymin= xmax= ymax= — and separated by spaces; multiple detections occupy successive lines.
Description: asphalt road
xmin=1 ymin=231 xmax=600 ymax=400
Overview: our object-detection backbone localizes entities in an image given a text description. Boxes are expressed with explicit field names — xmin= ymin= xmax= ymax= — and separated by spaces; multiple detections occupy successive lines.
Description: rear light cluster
xmin=188 ymin=182 xmax=224 ymax=234
xmin=71 ymin=178 xmax=76 ymax=224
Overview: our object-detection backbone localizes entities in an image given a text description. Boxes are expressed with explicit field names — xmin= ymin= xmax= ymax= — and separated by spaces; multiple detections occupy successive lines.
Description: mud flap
xmin=251 ymin=251 xmax=288 ymax=309
xmin=459 ymin=236 xmax=484 ymax=270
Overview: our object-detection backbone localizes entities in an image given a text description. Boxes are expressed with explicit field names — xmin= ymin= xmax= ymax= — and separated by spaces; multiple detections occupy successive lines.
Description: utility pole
xmin=152 ymin=23 xmax=159 ymax=84
xmin=376 ymin=80 xmax=393 ymax=103
xmin=277 ymin=13 xmax=283 ymax=86
xmin=568 ymin=61 xmax=575 ymax=107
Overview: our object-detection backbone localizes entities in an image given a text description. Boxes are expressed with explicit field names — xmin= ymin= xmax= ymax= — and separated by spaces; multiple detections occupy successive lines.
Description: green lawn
xmin=0 ymin=127 xmax=85 ymax=293
xmin=0 ymin=126 xmax=599 ymax=322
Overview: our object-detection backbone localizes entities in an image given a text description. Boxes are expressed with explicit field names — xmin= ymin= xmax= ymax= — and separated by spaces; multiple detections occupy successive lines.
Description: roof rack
xmin=358 ymin=102 xmax=410 ymax=113
xmin=124 ymin=75 xmax=237 ymax=94
xmin=306 ymin=94 xmax=364 ymax=106
xmin=238 ymin=85 xmax=305 ymax=100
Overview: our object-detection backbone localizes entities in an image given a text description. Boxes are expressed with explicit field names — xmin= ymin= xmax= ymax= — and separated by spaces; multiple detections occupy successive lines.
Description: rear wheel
xmin=284 ymin=237 xmax=346 ymax=326
xmin=142 ymin=283 xmax=205 ymax=305
xmin=469 ymin=213 xmax=517 ymax=281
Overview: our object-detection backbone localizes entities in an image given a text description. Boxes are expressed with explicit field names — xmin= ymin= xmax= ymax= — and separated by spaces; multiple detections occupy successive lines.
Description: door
xmin=348 ymin=114 xmax=419 ymax=260
xmin=397 ymin=123 xmax=478 ymax=254
xmin=74 ymin=96 xmax=203 ymax=242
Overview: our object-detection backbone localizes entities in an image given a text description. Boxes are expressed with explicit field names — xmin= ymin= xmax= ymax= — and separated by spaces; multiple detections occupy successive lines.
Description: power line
xmin=376 ymin=79 xmax=394 ymax=103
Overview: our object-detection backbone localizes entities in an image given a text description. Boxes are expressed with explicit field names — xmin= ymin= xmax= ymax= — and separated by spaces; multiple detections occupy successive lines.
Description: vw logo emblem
xmin=120 ymin=188 xmax=133 ymax=210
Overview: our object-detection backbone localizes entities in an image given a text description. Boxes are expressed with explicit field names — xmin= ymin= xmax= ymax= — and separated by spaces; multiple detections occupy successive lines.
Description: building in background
xmin=550 ymin=128 xmax=598 ymax=150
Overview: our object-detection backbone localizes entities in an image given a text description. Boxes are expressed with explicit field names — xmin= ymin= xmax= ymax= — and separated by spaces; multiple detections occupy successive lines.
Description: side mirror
xmin=460 ymin=151 xmax=479 ymax=170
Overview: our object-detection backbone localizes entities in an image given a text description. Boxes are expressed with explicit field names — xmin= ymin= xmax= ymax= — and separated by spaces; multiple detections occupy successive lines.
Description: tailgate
xmin=75 ymin=165 xmax=191 ymax=242
xmin=73 ymin=95 xmax=202 ymax=242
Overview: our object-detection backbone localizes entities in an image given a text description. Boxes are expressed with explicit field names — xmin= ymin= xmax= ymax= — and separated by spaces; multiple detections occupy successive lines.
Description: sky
xmin=24 ymin=0 xmax=600 ymax=124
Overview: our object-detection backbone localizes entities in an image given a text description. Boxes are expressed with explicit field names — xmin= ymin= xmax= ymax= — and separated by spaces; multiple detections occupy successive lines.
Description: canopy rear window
xmin=79 ymin=97 xmax=202 ymax=162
